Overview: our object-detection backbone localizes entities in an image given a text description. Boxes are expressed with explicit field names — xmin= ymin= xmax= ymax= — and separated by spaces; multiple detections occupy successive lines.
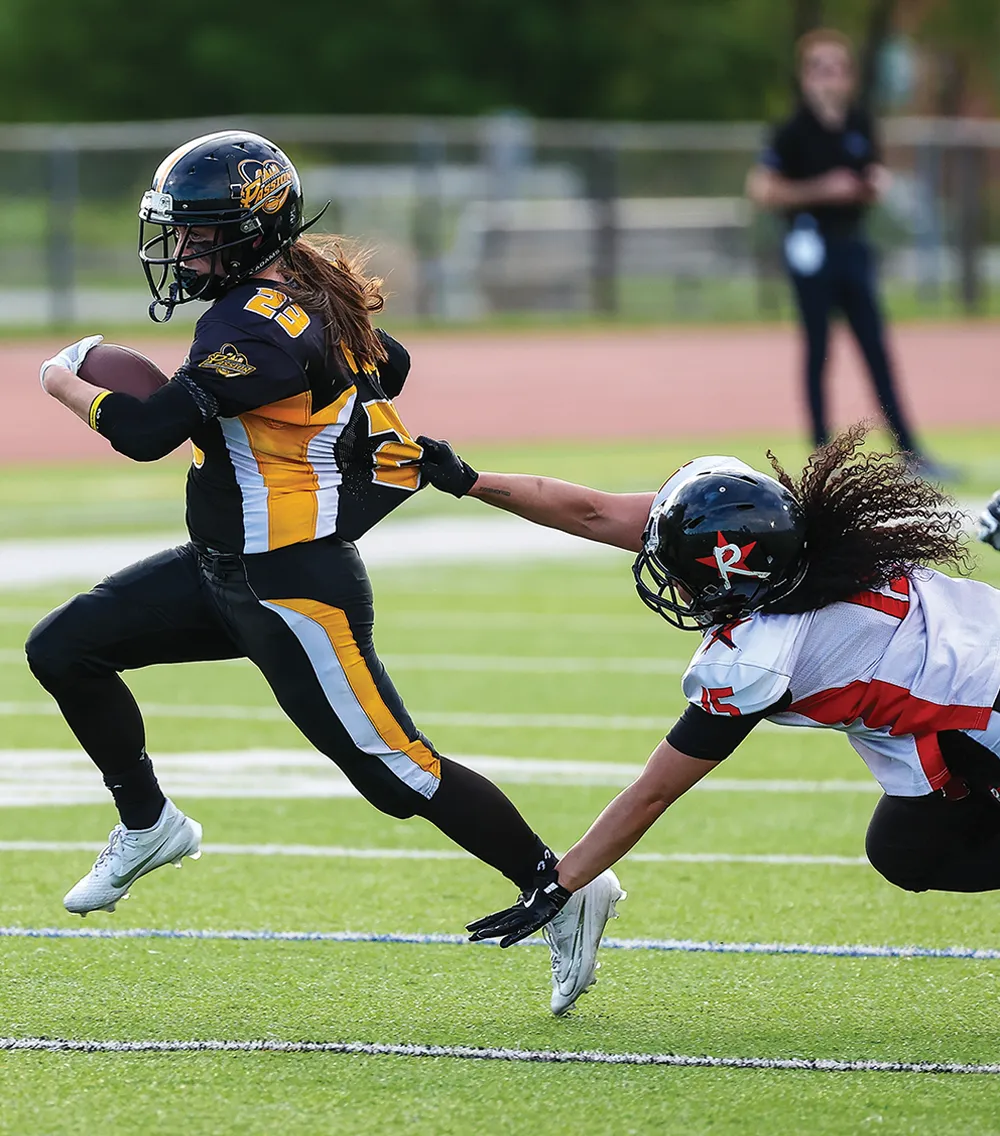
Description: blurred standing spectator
xmin=746 ymin=29 xmax=946 ymax=477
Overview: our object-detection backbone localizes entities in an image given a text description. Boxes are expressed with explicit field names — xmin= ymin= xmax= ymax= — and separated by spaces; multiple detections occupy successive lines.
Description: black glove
xmin=978 ymin=491 xmax=1000 ymax=551
xmin=417 ymin=435 xmax=479 ymax=498
xmin=466 ymin=880 xmax=573 ymax=948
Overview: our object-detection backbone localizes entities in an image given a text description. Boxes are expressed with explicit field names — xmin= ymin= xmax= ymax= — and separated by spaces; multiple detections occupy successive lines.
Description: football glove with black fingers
xmin=978 ymin=491 xmax=1000 ymax=551
xmin=416 ymin=435 xmax=479 ymax=498
xmin=466 ymin=880 xmax=573 ymax=948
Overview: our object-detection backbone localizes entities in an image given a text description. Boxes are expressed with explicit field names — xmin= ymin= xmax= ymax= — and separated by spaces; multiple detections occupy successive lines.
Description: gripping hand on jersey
xmin=466 ymin=880 xmax=572 ymax=948
xmin=416 ymin=435 xmax=479 ymax=498
xmin=39 ymin=335 xmax=104 ymax=389
xmin=978 ymin=491 xmax=1000 ymax=551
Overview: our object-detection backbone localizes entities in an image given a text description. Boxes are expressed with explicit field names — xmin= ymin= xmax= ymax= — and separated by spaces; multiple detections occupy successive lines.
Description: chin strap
xmin=294 ymin=200 xmax=330 ymax=241
xmin=148 ymin=281 xmax=181 ymax=324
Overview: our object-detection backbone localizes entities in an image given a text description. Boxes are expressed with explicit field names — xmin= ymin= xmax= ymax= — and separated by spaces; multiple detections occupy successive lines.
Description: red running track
xmin=2 ymin=321 xmax=997 ymax=463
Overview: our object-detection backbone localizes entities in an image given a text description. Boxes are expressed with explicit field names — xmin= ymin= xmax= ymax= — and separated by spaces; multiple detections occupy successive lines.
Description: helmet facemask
xmin=632 ymin=512 xmax=774 ymax=631
xmin=138 ymin=203 xmax=268 ymax=322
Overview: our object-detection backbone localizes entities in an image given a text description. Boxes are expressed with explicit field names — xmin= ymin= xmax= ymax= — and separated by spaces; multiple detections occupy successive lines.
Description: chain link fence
xmin=1 ymin=113 xmax=997 ymax=328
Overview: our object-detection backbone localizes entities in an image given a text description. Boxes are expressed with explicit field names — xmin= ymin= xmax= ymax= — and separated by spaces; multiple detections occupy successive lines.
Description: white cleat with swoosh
xmin=63 ymin=799 xmax=202 ymax=916
xmin=543 ymin=868 xmax=625 ymax=1016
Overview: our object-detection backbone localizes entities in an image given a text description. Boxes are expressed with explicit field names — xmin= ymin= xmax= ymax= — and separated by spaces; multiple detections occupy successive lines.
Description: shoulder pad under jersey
xmin=681 ymin=614 xmax=795 ymax=716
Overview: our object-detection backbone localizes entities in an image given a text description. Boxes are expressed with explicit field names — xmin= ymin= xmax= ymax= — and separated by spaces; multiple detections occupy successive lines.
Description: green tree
xmin=0 ymin=0 xmax=815 ymax=123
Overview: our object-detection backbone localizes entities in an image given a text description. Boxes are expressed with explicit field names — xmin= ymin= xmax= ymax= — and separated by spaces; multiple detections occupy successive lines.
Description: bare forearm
xmin=555 ymin=740 xmax=719 ymax=891
xmin=41 ymin=365 xmax=105 ymax=425
xmin=556 ymin=782 xmax=669 ymax=891
xmin=470 ymin=472 xmax=596 ymax=529
xmin=469 ymin=472 xmax=652 ymax=552
xmin=748 ymin=171 xmax=832 ymax=210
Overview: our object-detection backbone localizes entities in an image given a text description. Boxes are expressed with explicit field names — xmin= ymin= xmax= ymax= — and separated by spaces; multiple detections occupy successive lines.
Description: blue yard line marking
xmin=2 ymin=925 xmax=998 ymax=960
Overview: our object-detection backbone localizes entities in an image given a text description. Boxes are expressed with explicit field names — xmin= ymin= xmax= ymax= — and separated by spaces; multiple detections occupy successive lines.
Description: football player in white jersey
xmin=417 ymin=425 xmax=1000 ymax=947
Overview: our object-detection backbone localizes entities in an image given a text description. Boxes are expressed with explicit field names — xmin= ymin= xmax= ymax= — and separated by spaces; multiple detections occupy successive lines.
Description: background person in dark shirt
xmin=746 ymin=28 xmax=942 ymax=477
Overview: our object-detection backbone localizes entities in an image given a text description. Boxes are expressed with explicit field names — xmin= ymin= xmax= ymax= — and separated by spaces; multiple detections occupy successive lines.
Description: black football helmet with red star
xmin=633 ymin=467 xmax=806 ymax=630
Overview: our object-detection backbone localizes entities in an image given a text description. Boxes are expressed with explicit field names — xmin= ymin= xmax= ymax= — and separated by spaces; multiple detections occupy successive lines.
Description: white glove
xmin=978 ymin=492 xmax=1000 ymax=551
xmin=39 ymin=334 xmax=104 ymax=389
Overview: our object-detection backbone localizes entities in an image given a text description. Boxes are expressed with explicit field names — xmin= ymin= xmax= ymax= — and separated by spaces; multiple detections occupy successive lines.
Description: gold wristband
xmin=88 ymin=390 xmax=112 ymax=431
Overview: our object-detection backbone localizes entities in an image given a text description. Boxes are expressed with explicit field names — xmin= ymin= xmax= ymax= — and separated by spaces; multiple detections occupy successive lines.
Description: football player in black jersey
xmin=29 ymin=131 xmax=622 ymax=1015
xmin=745 ymin=29 xmax=947 ymax=481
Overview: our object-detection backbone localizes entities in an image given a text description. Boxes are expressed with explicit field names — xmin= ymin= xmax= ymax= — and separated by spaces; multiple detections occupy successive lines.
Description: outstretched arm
xmin=555 ymin=739 xmax=718 ymax=891
xmin=471 ymin=472 xmax=653 ymax=553
xmin=466 ymin=738 xmax=718 ymax=946
xmin=417 ymin=436 xmax=653 ymax=553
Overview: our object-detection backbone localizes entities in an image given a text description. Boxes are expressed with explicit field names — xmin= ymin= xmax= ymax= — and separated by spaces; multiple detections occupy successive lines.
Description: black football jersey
xmin=175 ymin=280 xmax=421 ymax=554
xmin=762 ymin=103 xmax=880 ymax=234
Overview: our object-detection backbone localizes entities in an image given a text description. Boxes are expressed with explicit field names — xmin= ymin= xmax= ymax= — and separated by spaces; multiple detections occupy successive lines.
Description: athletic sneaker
xmin=63 ymin=799 xmax=202 ymax=916
xmin=543 ymin=869 xmax=625 ymax=1016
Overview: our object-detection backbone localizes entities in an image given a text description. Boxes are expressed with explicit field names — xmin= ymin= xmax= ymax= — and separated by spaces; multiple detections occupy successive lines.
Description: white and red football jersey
xmin=682 ymin=569 xmax=1000 ymax=795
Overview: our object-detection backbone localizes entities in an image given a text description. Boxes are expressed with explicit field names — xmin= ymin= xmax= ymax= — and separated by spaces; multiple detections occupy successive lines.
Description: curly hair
xmin=764 ymin=424 xmax=971 ymax=615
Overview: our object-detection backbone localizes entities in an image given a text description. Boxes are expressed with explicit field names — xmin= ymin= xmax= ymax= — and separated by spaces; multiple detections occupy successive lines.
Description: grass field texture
xmin=1 ymin=434 xmax=999 ymax=1135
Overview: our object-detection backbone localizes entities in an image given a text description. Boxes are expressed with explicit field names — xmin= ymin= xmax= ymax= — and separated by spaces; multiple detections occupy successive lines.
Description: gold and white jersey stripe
xmin=220 ymin=386 xmax=358 ymax=554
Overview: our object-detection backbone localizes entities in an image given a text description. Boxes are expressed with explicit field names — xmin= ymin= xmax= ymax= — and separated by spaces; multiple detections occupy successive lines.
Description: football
xmin=77 ymin=343 xmax=169 ymax=398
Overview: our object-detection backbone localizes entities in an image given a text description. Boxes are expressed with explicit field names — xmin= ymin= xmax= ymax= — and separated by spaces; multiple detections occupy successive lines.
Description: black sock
xmin=417 ymin=755 xmax=557 ymax=891
xmin=103 ymin=752 xmax=166 ymax=829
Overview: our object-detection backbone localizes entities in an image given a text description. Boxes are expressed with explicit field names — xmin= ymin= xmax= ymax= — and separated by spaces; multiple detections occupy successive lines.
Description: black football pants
xmin=787 ymin=235 xmax=919 ymax=453
xmin=865 ymin=786 xmax=1000 ymax=892
xmin=25 ymin=539 xmax=552 ymax=891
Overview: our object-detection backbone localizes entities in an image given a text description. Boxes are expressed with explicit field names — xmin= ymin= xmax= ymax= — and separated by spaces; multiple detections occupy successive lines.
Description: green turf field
xmin=2 ymin=436 xmax=999 ymax=1135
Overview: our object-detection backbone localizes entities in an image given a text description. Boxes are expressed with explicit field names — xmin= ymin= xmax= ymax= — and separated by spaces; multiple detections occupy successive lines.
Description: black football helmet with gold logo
xmin=138 ymin=131 xmax=326 ymax=322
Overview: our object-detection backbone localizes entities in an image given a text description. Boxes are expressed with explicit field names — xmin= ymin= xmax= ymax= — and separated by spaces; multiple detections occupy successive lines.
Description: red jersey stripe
xmin=789 ymin=677 xmax=990 ymax=736
xmin=788 ymin=677 xmax=991 ymax=791
xmin=846 ymin=576 xmax=911 ymax=620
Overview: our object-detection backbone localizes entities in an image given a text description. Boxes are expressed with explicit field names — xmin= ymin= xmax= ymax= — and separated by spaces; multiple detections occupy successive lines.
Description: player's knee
xmin=335 ymin=757 xmax=422 ymax=819
xmin=25 ymin=608 xmax=86 ymax=689
xmin=865 ymin=832 xmax=929 ymax=893
xmin=356 ymin=777 xmax=421 ymax=819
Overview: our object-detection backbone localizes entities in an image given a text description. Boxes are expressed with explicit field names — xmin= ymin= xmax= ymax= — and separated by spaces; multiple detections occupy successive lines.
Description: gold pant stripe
xmin=269 ymin=597 xmax=440 ymax=779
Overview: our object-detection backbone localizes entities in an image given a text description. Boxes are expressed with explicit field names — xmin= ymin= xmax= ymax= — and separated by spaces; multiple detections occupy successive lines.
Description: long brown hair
xmin=765 ymin=424 xmax=971 ymax=615
xmin=279 ymin=235 xmax=388 ymax=366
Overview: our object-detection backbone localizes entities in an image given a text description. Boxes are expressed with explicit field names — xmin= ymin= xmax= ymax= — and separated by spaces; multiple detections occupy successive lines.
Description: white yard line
xmin=385 ymin=654 xmax=687 ymax=674
xmin=0 ymin=748 xmax=877 ymax=806
xmin=0 ymin=840 xmax=868 ymax=866
xmin=385 ymin=611 xmax=658 ymax=631
xmin=0 ymin=701 xmax=775 ymax=732
xmin=0 ymin=650 xmax=687 ymax=674
xmin=2 ymin=1035 xmax=995 ymax=1075
xmin=0 ymin=607 xmax=657 ymax=632
xmin=0 ymin=516 xmax=620 ymax=590
xmin=1 ymin=1036 xmax=994 ymax=1075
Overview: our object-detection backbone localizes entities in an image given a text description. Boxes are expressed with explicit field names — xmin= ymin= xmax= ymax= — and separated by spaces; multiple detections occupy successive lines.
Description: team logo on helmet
xmin=695 ymin=532 xmax=770 ymax=588
xmin=237 ymin=158 xmax=293 ymax=214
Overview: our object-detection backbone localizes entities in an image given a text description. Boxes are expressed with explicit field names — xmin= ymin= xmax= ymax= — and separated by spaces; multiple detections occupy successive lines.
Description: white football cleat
xmin=63 ymin=799 xmax=202 ymax=916
xmin=543 ymin=868 xmax=625 ymax=1016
